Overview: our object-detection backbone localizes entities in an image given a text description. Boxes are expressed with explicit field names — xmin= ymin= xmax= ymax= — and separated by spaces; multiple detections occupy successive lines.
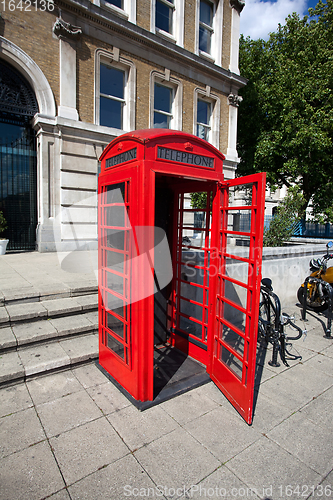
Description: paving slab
xmin=86 ymin=380 xmax=131 ymax=414
xmin=182 ymin=465 xmax=261 ymax=500
xmin=59 ymin=333 xmax=98 ymax=364
xmin=47 ymin=490 xmax=71 ymax=500
xmin=107 ymin=404 xmax=179 ymax=451
xmin=18 ymin=343 xmax=70 ymax=377
xmin=36 ymin=389 xmax=102 ymax=438
xmin=134 ymin=427 xmax=221 ymax=494
xmin=267 ymin=411 xmax=333 ymax=476
xmin=0 ymin=441 xmax=65 ymax=500
xmin=0 ymin=383 xmax=33 ymax=417
xmin=0 ymin=406 xmax=46 ymax=459
xmin=50 ymin=416 xmax=129 ymax=485
xmin=72 ymin=362 xmax=109 ymax=388
xmin=226 ymin=436 xmax=322 ymax=500
xmin=251 ymin=390 xmax=295 ymax=434
xmin=1 ymin=287 xmax=37 ymax=304
xmin=160 ymin=386 xmax=219 ymax=425
xmin=184 ymin=405 xmax=262 ymax=463
xmin=12 ymin=319 xmax=58 ymax=345
xmin=27 ymin=371 xmax=83 ymax=406
xmin=303 ymin=351 xmax=333 ymax=376
xmin=6 ymin=302 xmax=47 ymax=322
xmin=68 ymin=454 xmax=164 ymax=500
xmin=0 ymin=326 xmax=16 ymax=349
xmin=0 ymin=350 xmax=24 ymax=383
xmin=298 ymin=386 xmax=333 ymax=431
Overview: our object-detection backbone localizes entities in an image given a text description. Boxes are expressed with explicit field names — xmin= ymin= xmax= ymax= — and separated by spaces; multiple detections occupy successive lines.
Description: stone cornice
xmin=230 ymin=0 xmax=245 ymax=14
xmin=53 ymin=17 xmax=83 ymax=39
xmin=55 ymin=0 xmax=247 ymax=91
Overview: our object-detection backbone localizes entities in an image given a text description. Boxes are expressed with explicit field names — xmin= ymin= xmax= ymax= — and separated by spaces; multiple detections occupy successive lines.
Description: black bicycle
xmin=258 ymin=278 xmax=303 ymax=367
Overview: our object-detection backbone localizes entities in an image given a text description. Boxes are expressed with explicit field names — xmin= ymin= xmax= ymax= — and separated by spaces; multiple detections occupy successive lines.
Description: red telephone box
xmin=98 ymin=129 xmax=265 ymax=424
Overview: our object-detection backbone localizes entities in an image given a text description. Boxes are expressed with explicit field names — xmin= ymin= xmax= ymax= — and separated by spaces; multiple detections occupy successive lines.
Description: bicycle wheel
xmin=258 ymin=295 xmax=278 ymax=342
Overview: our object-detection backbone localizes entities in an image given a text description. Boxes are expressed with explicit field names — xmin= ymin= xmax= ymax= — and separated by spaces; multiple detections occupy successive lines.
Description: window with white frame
xmin=199 ymin=0 xmax=214 ymax=54
xmin=95 ymin=50 xmax=136 ymax=132
xmin=196 ymin=0 xmax=223 ymax=65
xmin=156 ymin=0 xmax=174 ymax=34
xmin=196 ymin=98 xmax=211 ymax=140
xmin=101 ymin=0 xmax=136 ymax=23
xmin=151 ymin=0 xmax=184 ymax=46
xmin=194 ymin=88 xmax=220 ymax=147
xmin=150 ymin=71 xmax=182 ymax=130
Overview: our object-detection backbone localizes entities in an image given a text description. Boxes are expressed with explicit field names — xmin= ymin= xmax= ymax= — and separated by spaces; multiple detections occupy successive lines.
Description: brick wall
xmin=1 ymin=9 xmax=60 ymax=107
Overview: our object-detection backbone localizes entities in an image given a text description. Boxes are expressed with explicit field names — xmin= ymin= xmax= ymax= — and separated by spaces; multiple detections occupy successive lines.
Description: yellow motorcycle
xmin=297 ymin=241 xmax=333 ymax=312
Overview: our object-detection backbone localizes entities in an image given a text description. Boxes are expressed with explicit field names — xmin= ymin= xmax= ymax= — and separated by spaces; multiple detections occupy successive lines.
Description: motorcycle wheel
xmin=297 ymin=285 xmax=328 ymax=312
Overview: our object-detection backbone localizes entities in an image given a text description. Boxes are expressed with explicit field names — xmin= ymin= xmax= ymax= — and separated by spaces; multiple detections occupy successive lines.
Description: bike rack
xmin=301 ymin=277 xmax=333 ymax=338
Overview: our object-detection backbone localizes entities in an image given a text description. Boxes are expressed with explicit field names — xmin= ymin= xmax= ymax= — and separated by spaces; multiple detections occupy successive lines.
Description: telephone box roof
xmin=99 ymin=129 xmax=225 ymax=162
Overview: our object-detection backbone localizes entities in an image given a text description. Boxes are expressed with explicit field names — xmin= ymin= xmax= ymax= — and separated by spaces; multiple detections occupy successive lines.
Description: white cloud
xmin=240 ymin=0 xmax=308 ymax=40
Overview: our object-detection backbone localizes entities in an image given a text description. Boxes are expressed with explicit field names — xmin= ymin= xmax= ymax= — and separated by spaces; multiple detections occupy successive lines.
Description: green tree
xmin=237 ymin=0 xmax=333 ymax=221
xmin=263 ymin=186 xmax=305 ymax=246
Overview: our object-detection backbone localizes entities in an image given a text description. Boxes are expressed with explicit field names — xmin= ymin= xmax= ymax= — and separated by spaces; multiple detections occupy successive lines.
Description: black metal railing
xmin=0 ymin=128 xmax=37 ymax=251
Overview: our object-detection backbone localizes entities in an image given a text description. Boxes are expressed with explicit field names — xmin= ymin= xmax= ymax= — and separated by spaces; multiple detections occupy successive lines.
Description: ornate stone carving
xmin=53 ymin=17 xmax=82 ymax=40
xmin=0 ymin=60 xmax=38 ymax=118
xmin=228 ymin=93 xmax=243 ymax=107
xmin=230 ymin=0 xmax=245 ymax=14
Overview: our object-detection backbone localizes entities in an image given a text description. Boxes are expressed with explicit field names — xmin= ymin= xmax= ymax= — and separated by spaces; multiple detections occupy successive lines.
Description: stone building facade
xmin=0 ymin=0 xmax=246 ymax=252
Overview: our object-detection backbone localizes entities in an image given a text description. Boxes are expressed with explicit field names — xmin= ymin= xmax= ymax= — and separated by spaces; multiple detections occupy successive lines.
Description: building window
xmin=196 ymin=99 xmax=211 ymax=141
xmin=194 ymin=88 xmax=220 ymax=148
xmin=150 ymin=71 xmax=182 ymax=130
xmin=106 ymin=0 xmax=123 ymax=8
xmin=153 ymin=83 xmax=173 ymax=128
xmin=151 ymin=0 xmax=184 ymax=46
xmin=199 ymin=0 xmax=213 ymax=54
xmin=95 ymin=49 xmax=136 ymax=132
xmin=100 ymin=64 xmax=125 ymax=129
xmin=195 ymin=0 xmax=223 ymax=65
xmin=156 ymin=0 xmax=174 ymax=34
xmin=101 ymin=0 xmax=136 ymax=23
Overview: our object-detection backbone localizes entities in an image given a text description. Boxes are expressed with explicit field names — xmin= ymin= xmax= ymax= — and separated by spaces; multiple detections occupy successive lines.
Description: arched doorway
xmin=0 ymin=59 xmax=38 ymax=251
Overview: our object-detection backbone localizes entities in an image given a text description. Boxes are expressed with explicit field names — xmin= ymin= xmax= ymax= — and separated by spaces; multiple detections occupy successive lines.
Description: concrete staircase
xmin=0 ymin=285 xmax=98 ymax=386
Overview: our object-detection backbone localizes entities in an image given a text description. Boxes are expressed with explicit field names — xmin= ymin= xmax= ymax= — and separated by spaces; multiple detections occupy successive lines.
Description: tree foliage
xmin=263 ymin=186 xmax=305 ymax=246
xmin=237 ymin=0 xmax=333 ymax=222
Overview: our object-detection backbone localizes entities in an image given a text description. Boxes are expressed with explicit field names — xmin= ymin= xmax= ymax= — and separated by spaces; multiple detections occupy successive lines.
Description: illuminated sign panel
xmin=106 ymin=148 xmax=137 ymax=168
xmin=157 ymin=147 xmax=214 ymax=168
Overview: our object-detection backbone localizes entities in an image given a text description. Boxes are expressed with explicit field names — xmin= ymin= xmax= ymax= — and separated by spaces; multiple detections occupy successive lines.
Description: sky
xmin=240 ymin=0 xmax=320 ymax=40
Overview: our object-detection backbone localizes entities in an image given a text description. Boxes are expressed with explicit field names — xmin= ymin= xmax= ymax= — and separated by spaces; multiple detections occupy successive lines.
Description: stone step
xmin=0 ymin=284 xmax=98 ymax=307
xmin=0 ymin=332 xmax=98 ymax=386
xmin=0 ymin=294 xmax=98 ymax=328
xmin=0 ymin=311 xmax=98 ymax=352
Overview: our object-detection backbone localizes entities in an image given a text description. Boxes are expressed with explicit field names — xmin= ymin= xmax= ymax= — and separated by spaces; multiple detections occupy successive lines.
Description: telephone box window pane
xmin=104 ymin=229 xmax=125 ymax=250
xmin=100 ymin=64 xmax=124 ymax=99
xmin=106 ymin=206 xmax=125 ymax=227
xmin=100 ymin=97 xmax=123 ymax=130
xmin=180 ymin=299 xmax=202 ymax=322
xmin=156 ymin=0 xmax=173 ymax=33
xmin=106 ymin=183 xmax=125 ymax=204
xmin=107 ymin=313 xmax=125 ymax=339
xmin=107 ymin=292 xmax=125 ymax=318
xmin=179 ymin=316 xmax=202 ymax=338
xmin=180 ymin=281 xmax=204 ymax=303
xmin=220 ymin=347 xmax=243 ymax=380
xmin=106 ymin=272 xmax=123 ymax=294
xmin=107 ymin=332 xmax=124 ymax=359
xmin=221 ymin=324 xmax=245 ymax=356
xmin=106 ymin=251 xmax=124 ymax=273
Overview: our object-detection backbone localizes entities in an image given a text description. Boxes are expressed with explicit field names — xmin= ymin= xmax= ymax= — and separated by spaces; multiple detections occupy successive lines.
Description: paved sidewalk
xmin=0 ymin=252 xmax=333 ymax=500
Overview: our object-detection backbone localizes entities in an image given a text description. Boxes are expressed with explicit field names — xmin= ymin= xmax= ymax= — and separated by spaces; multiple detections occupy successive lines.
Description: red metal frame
xmin=98 ymin=129 xmax=265 ymax=422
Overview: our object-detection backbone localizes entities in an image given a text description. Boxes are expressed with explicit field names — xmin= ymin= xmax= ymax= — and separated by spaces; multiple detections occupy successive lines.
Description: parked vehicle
xmin=297 ymin=241 xmax=333 ymax=312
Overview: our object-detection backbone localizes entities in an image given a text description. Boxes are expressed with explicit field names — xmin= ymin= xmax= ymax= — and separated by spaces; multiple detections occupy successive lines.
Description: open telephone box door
xmin=98 ymin=129 xmax=265 ymax=424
